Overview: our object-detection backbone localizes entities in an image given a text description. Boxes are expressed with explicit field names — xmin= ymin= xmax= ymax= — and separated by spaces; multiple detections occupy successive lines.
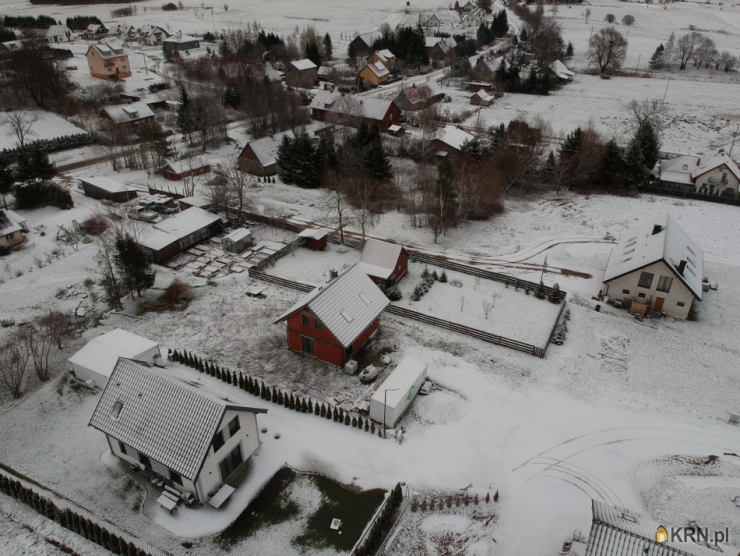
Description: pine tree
xmin=566 ymin=42 xmax=573 ymax=57
xmin=323 ymin=32 xmax=333 ymax=60
xmin=625 ymin=136 xmax=648 ymax=185
xmin=440 ymin=270 xmax=448 ymax=283
xmin=176 ymin=86 xmax=194 ymax=143
xmin=320 ymin=403 xmax=326 ymax=417
xmin=272 ymin=387 xmax=278 ymax=403
xmin=283 ymin=391 xmax=290 ymax=408
xmin=636 ymin=120 xmax=661 ymax=171
xmin=523 ymin=66 xmax=538 ymax=93
xmin=216 ymin=366 xmax=222 ymax=380
xmin=223 ymin=83 xmax=241 ymax=109
xmin=357 ymin=416 xmax=363 ymax=429
xmin=14 ymin=146 xmax=56 ymax=183
xmin=360 ymin=137 xmax=392 ymax=180
xmin=289 ymin=393 xmax=295 ymax=409
xmin=371 ymin=422 xmax=376 ymax=434
xmin=238 ymin=373 xmax=244 ymax=389
xmin=365 ymin=419 xmax=369 ymax=431
xmin=204 ymin=362 xmax=211 ymax=375
xmin=333 ymin=407 xmax=339 ymax=422
xmin=295 ymin=397 xmax=303 ymax=412
xmin=299 ymin=398 xmax=306 ymax=412
xmin=308 ymin=399 xmax=314 ymax=413
xmin=649 ymin=43 xmax=665 ymax=69
xmin=277 ymin=390 xmax=284 ymax=404
xmin=113 ymin=234 xmax=156 ymax=298
xmin=344 ymin=413 xmax=350 ymax=425
xmin=495 ymin=58 xmax=508 ymax=83
xmin=226 ymin=370 xmax=232 ymax=384
xmin=326 ymin=406 xmax=333 ymax=419
xmin=352 ymin=416 xmax=358 ymax=427
xmin=493 ymin=490 xmax=499 ymax=502
xmin=305 ymin=41 xmax=322 ymax=67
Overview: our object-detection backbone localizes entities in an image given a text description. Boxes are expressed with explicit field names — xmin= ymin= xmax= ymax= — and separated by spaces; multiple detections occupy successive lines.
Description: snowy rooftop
xmin=354 ymin=30 xmax=382 ymax=49
xmin=290 ymin=58 xmax=317 ymax=71
xmin=358 ymin=238 xmax=406 ymax=280
xmin=179 ymin=196 xmax=209 ymax=207
xmin=161 ymin=158 xmax=209 ymax=175
xmin=79 ymin=176 xmax=137 ymax=193
xmin=89 ymin=42 xmax=125 ymax=58
xmin=164 ymin=33 xmax=199 ymax=44
xmin=46 ymin=25 xmax=69 ymax=37
xmin=298 ymin=228 xmax=328 ymax=240
xmin=660 ymin=155 xmax=701 ymax=185
xmin=274 ymin=264 xmax=389 ymax=348
xmin=141 ymin=207 xmax=221 ymax=251
xmin=222 ymin=228 xmax=252 ymax=242
xmin=370 ymin=356 xmax=427 ymax=409
xmin=242 ymin=130 xmax=294 ymax=167
xmin=603 ymin=214 xmax=704 ymax=300
xmin=691 ymin=151 xmax=740 ymax=181
xmin=550 ymin=59 xmax=575 ymax=79
xmin=477 ymin=56 xmax=502 ymax=73
xmin=102 ymin=101 xmax=154 ymax=123
xmin=0 ymin=209 xmax=22 ymax=236
xmin=375 ymin=49 xmax=395 ymax=61
xmin=438 ymin=126 xmax=474 ymax=151
xmin=364 ymin=61 xmax=389 ymax=78
xmin=586 ymin=500 xmax=734 ymax=556
xmin=308 ymin=91 xmax=394 ymax=122
xmin=69 ymin=329 xmax=159 ymax=382
xmin=89 ymin=359 xmax=266 ymax=481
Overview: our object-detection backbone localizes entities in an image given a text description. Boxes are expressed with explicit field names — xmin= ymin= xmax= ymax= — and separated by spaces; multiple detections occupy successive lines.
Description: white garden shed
xmin=68 ymin=329 xmax=160 ymax=387
xmin=370 ymin=357 xmax=428 ymax=428
xmin=221 ymin=228 xmax=253 ymax=253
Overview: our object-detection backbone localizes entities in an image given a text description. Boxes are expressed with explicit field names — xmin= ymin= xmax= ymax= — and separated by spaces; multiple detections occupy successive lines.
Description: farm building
xmin=178 ymin=196 xmax=210 ymax=211
xmin=348 ymin=30 xmax=382 ymax=58
xmin=0 ymin=209 xmax=27 ymax=249
xmin=369 ymin=357 xmax=428 ymax=428
xmin=68 ymin=329 xmax=160 ymax=388
xmin=473 ymin=56 xmax=502 ymax=81
xmin=298 ymin=228 xmax=328 ymax=251
xmin=285 ymin=59 xmax=318 ymax=88
xmin=357 ymin=61 xmax=390 ymax=86
xmin=658 ymin=150 xmax=740 ymax=198
xmin=358 ymin=238 xmax=409 ymax=286
xmin=163 ymin=32 xmax=200 ymax=59
xmin=309 ymin=91 xmax=400 ymax=132
xmin=89 ymin=358 xmax=267 ymax=506
xmin=470 ymin=90 xmax=494 ymax=106
xmin=78 ymin=176 xmax=139 ymax=202
xmin=430 ymin=126 xmax=475 ymax=157
xmin=368 ymin=49 xmax=395 ymax=70
xmin=139 ymin=207 xmax=222 ymax=264
xmin=602 ymin=215 xmax=704 ymax=320
xmin=273 ymin=265 xmax=390 ymax=367
xmin=238 ymin=130 xmax=294 ymax=176
xmin=159 ymin=158 xmax=211 ymax=181
xmin=584 ymin=500 xmax=734 ymax=556
xmin=549 ymin=59 xmax=575 ymax=82
xmin=393 ymin=83 xmax=444 ymax=112
xmin=221 ymin=228 xmax=253 ymax=253
xmin=86 ymin=42 xmax=130 ymax=80
xmin=462 ymin=81 xmax=493 ymax=93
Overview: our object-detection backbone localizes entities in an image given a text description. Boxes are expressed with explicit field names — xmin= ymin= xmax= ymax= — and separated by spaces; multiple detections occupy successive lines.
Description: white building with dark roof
xmin=89 ymin=358 xmax=267 ymax=505
xmin=602 ymin=215 xmax=704 ymax=319
xmin=45 ymin=25 xmax=72 ymax=43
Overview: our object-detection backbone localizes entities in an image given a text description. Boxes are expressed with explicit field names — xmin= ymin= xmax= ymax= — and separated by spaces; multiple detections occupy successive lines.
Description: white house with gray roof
xmin=658 ymin=151 xmax=740 ymax=198
xmin=602 ymin=215 xmax=704 ymax=319
xmin=89 ymin=358 xmax=266 ymax=505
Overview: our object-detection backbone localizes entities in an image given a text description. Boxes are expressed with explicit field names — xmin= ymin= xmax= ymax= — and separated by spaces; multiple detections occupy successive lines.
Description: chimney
xmin=677 ymin=260 xmax=687 ymax=276
xmin=652 ymin=224 xmax=663 ymax=235
xmin=696 ymin=158 xmax=700 ymax=166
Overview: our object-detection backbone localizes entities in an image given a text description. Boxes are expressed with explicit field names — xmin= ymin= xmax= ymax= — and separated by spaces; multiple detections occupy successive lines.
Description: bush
xmin=621 ymin=14 xmax=635 ymax=26
xmin=138 ymin=279 xmax=193 ymax=313
xmin=15 ymin=181 xmax=72 ymax=210
xmin=162 ymin=2 xmax=177 ymax=9
xmin=80 ymin=214 xmax=108 ymax=236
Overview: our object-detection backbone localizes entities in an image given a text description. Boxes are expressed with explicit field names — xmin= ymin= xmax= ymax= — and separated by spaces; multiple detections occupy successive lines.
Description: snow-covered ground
xmin=0 ymin=110 xmax=87 ymax=151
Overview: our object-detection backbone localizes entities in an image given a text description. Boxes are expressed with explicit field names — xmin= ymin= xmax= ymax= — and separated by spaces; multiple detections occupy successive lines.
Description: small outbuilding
xmin=369 ymin=357 xmax=428 ymax=428
xmin=139 ymin=207 xmax=222 ymax=264
xmin=285 ymin=59 xmax=318 ymax=89
xmin=238 ymin=130 xmax=294 ymax=176
xmin=298 ymin=228 xmax=328 ymax=251
xmin=79 ymin=176 xmax=139 ymax=202
xmin=68 ymin=328 xmax=160 ymax=388
xmin=470 ymin=90 xmax=494 ymax=107
xmin=358 ymin=238 xmax=409 ymax=286
xmin=221 ymin=228 xmax=253 ymax=253
xmin=159 ymin=158 xmax=211 ymax=181
xmin=178 ymin=196 xmax=211 ymax=211
xmin=429 ymin=126 xmax=475 ymax=158
xmin=0 ymin=209 xmax=27 ymax=249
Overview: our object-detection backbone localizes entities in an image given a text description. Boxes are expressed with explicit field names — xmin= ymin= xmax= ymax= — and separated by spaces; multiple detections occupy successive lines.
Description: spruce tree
xmin=14 ymin=146 xmax=56 ymax=183
xmin=238 ymin=373 xmax=244 ymax=389
xmin=204 ymin=362 xmax=211 ymax=375
xmin=305 ymin=41 xmax=322 ymax=67
xmin=320 ymin=403 xmax=327 ymax=417
xmin=565 ymin=42 xmax=573 ymax=57
xmin=301 ymin=398 xmax=308 ymax=412
xmin=272 ymin=387 xmax=278 ymax=403
xmin=223 ymin=83 xmax=241 ymax=109
xmin=226 ymin=370 xmax=232 ymax=384
xmin=323 ymin=33 xmax=333 ymax=60
xmin=176 ymin=86 xmax=194 ymax=143
xmin=625 ymin=136 xmax=648 ymax=185
xmin=649 ymin=43 xmax=665 ymax=69
xmin=308 ymin=399 xmax=314 ymax=413
xmin=113 ymin=234 xmax=156 ymax=298
xmin=352 ymin=416 xmax=358 ymax=427
xmin=289 ymin=393 xmax=295 ymax=409
xmin=360 ymin=138 xmax=392 ymax=180
xmin=364 ymin=419 xmax=369 ymax=431
xmin=284 ymin=392 xmax=290 ymax=408
xmin=636 ymin=120 xmax=660 ymax=171
xmin=295 ymin=396 xmax=302 ymax=412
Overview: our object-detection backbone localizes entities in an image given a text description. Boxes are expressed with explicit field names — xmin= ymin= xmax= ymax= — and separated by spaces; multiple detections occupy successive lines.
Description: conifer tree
xmin=649 ymin=43 xmax=665 ymax=69
xmin=114 ymin=234 xmax=156 ymax=298
xmin=344 ymin=413 xmax=351 ymax=425
xmin=323 ymin=32 xmax=333 ymax=60
xmin=364 ymin=419 xmax=369 ymax=431
xmin=352 ymin=416 xmax=358 ymax=427
xmin=301 ymin=398 xmax=308 ymax=412
xmin=277 ymin=390 xmax=284 ymax=404
xmin=272 ymin=387 xmax=278 ymax=403
xmin=308 ymin=399 xmax=314 ymax=413
xmin=289 ymin=393 xmax=295 ymax=409
xmin=176 ymin=86 xmax=194 ymax=144
xmin=238 ymin=373 xmax=244 ymax=389
xmin=284 ymin=392 xmax=290 ymax=408
xmin=320 ymin=403 xmax=326 ymax=417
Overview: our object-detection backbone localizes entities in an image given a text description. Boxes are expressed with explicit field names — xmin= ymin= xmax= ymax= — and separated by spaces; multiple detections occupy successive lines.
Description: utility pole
xmin=662 ymin=77 xmax=671 ymax=104
xmin=140 ymin=53 xmax=148 ymax=75
xmin=730 ymin=124 xmax=739 ymax=157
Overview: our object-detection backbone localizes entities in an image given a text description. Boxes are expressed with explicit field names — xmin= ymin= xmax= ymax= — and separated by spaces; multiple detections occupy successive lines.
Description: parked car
xmin=359 ymin=365 xmax=378 ymax=384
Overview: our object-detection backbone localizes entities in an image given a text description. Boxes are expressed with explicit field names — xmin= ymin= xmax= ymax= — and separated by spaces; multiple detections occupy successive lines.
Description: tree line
xmin=650 ymin=31 xmax=738 ymax=72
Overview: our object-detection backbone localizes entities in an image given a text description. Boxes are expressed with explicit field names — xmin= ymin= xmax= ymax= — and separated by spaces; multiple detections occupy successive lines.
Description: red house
xmin=308 ymin=91 xmax=400 ymax=132
xmin=358 ymin=238 xmax=409 ymax=286
xmin=274 ymin=265 xmax=390 ymax=367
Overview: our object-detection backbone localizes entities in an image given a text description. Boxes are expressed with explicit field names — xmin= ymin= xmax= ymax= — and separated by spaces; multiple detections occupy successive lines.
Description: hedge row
xmin=0 ymin=132 xmax=98 ymax=165
xmin=0 ymin=474 xmax=155 ymax=556
xmin=354 ymin=483 xmax=404 ymax=556
xmin=171 ymin=349 xmax=382 ymax=436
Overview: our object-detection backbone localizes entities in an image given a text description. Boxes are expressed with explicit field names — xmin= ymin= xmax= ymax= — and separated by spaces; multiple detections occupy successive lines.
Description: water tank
xmin=344 ymin=360 xmax=358 ymax=375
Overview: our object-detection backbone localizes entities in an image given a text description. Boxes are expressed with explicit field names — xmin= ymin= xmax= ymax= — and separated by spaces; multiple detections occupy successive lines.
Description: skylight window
xmin=623 ymin=248 xmax=635 ymax=255
xmin=359 ymin=293 xmax=371 ymax=305
xmin=340 ymin=310 xmax=353 ymax=323
xmin=112 ymin=401 xmax=124 ymax=419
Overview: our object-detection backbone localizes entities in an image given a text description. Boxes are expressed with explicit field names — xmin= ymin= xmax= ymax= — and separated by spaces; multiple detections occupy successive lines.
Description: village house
xmin=69 ymin=329 xmax=160 ymax=387
xmin=163 ymin=32 xmax=201 ymax=59
xmin=358 ymin=238 xmax=409 ymax=286
xmin=86 ymin=42 xmax=130 ymax=80
xmin=100 ymin=101 xmax=155 ymax=130
xmin=430 ymin=126 xmax=475 ymax=157
xmin=132 ymin=24 xmax=170 ymax=46
xmin=473 ymin=56 xmax=502 ymax=81
xmin=658 ymin=150 xmax=740 ymax=198
xmin=285 ymin=59 xmax=318 ymax=89
xmin=602 ymin=215 xmax=704 ymax=320
xmin=139 ymin=207 xmax=222 ymax=264
xmin=368 ymin=49 xmax=395 ymax=70
xmin=393 ymin=83 xmax=444 ymax=112
xmin=462 ymin=81 xmax=493 ymax=93
xmin=419 ymin=13 xmax=442 ymax=28
xmin=0 ymin=209 xmax=27 ymax=250
xmin=159 ymin=158 xmax=211 ymax=181
xmin=425 ymin=36 xmax=457 ymax=61
xmin=357 ymin=60 xmax=390 ymax=86
xmin=45 ymin=25 xmax=73 ymax=43
xmin=82 ymin=23 xmax=109 ymax=40
xmin=470 ymin=89 xmax=494 ymax=106
xmin=349 ymin=30 xmax=382 ymax=58
xmin=460 ymin=7 xmax=487 ymax=27
xmin=239 ymin=130 xmax=294 ymax=176
xmin=309 ymin=91 xmax=400 ymax=132
xmin=89 ymin=358 xmax=267 ymax=506
xmin=78 ymin=176 xmax=139 ymax=202
xmin=458 ymin=0 xmax=476 ymax=14
xmin=273 ymin=265 xmax=390 ymax=368
xmin=549 ymin=59 xmax=575 ymax=82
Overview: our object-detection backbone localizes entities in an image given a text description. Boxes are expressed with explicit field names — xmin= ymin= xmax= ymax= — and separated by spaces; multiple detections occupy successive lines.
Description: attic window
xmin=620 ymin=257 xmax=632 ymax=263
xmin=112 ymin=401 xmax=124 ymax=419
xmin=359 ymin=292 xmax=372 ymax=305
xmin=687 ymin=246 xmax=696 ymax=257
xmin=620 ymin=512 xmax=637 ymax=524
xmin=340 ymin=310 xmax=354 ymax=323
xmin=652 ymin=225 xmax=663 ymax=235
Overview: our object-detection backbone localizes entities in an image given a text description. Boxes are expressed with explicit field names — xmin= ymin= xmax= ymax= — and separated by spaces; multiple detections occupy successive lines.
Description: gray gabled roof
xmin=585 ymin=500 xmax=734 ymax=556
xmin=242 ymin=130 xmax=294 ymax=168
xmin=359 ymin=238 xmax=406 ymax=280
xmin=89 ymin=359 xmax=265 ymax=481
xmin=274 ymin=264 xmax=389 ymax=348
xmin=603 ymin=215 xmax=703 ymax=300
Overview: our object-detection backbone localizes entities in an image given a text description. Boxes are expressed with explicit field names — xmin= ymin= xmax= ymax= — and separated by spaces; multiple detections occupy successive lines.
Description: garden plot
xmin=166 ymin=237 xmax=286 ymax=277
xmin=395 ymin=263 xmax=562 ymax=348
xmin=262 ymin=242 xmax=361 ymax=286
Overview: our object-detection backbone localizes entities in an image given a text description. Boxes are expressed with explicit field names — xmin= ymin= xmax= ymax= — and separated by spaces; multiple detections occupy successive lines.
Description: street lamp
xmin=383 ymin=388 xmax=399 ymax=439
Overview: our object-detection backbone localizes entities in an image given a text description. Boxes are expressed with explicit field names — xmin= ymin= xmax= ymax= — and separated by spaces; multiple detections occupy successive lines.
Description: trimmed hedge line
xmin=0 ymin=132 xmax=98 ymax=165
xmin=354 ymin=483 xmax=404 ymax=556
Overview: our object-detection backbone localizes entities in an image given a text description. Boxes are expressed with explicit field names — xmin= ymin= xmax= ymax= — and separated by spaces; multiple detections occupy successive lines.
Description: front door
xmin=654 ymin=297 xmax=665 ymax=311
xmin=301 ymin=336 xmax=314 ymax=356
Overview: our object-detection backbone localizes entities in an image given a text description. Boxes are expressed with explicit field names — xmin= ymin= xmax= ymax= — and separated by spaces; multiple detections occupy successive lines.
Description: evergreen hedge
xmin=0 ymin=133 xmax=98 ymax=166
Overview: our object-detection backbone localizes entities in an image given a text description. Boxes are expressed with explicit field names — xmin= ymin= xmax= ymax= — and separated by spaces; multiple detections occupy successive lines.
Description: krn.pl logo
xmin=656 ymin=526 xmax=668 ymax=543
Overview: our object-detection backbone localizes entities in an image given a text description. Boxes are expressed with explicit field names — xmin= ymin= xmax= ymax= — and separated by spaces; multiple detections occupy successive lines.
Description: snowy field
xmin=0 ymin=110 xmax=86 ymax=151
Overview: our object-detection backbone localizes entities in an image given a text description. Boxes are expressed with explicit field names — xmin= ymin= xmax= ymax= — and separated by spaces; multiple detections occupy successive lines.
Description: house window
xmin=218 ymin=444 xmax=243 ymax=480
xmin=212 ymin=430 xmax=225 ymax=453
xmin=301 ymin=336 xmax=314 ymax=356
xmin=112 ymin=400 xmax=124 ymax=419
xmin=301 ymin=314 xmax=310 ymax=327
xmin=621 ymin=289 xmax=630 ymax=295
xmin=169 ymin=469 xmax=183 ymax=486
xmin=5 ymin=234 xmax=14 ymax=242
xmin=637 ymin=272 xmax=654 ymax=289
xmin=677 ymin=301 xmax=686 ymax=307
xmin=228 ymin=416 xmax=240 ymax=436
xmin=315 ymin=320 xmax=324 ymax=332
xmin=637 ymin=293 xmax=646 ymax=298
xmin=118 ymin=441 xmax=127 ymax=454
xmin=139 ymin=453 xmax=151 ymax=469
xmin=656 ymin=276 xmax=673 ymax=293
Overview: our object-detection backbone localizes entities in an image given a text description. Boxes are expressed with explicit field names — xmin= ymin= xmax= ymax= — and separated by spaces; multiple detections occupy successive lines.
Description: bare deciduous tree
xmin=675 ymin=32 xmax=703 ymax=70
xmin=0 ymin=338 xmax=29 ymax=398
xmin=180 ymin=155 xmax=210 ymax=197
xmin=626 ymin=99 xmax=665 ymax=130
xmin=587 ymin=27 xmax=628 ymax=74
xmin=351 ymin=174 xmax=378 ymax=241
xmin=482 ymin=298 xmax=494 ymax=319
xmin=2 ymin=110 xmax=38 ymax=149
xmin=16 ymin=325 xmax=54 ymax=382
xmin=37 ymin=310 xmax=75 ymax=350
xmin=322 ymin=170 xmax=352 ymax=244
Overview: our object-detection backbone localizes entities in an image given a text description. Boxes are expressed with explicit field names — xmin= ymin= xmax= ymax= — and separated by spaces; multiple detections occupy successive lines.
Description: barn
xmin=159 ymin=159 xmax=211 ymax=181
xmin=139 ymin=207 xmax=222 ymax=264
xmin=79 ymin=176 xmax=139 ymax=202
xmin=358 ymin=238 xmax=409 ymax=286
xmin=273 ymin=265 xmax=390 ymax=368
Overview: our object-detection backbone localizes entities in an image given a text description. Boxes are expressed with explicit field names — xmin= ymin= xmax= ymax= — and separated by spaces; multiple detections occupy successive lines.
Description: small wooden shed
xmin=298 ymin=228 xmax=328 ymax=251
xmin=221 ymin=228 xmax=253 ymax=254
xmin=79 ymin=177 xmax=138 ymax=202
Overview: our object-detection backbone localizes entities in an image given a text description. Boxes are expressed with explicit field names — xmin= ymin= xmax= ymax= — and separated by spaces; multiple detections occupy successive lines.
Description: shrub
xmin=138 ymin=279 xmax=193 ymax=313
xmin=14 ymin=182 xmax=72 ymax=210
xmin=80 ymin=214 xmax=108 ymax=236
xmin=162 ymin=2 xmax=178 ymax=9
